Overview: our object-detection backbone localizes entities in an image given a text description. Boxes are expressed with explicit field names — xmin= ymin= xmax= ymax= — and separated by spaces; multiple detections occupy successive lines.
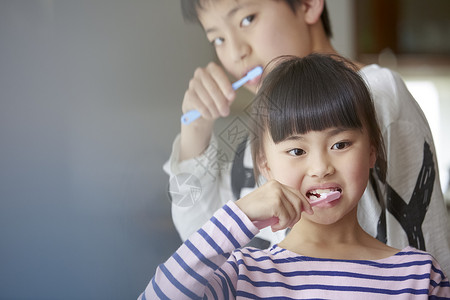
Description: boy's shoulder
xmin=358 ymin=64 xmax=413 ymax=107
xmin=359 ymin=64 xmax=396 ymax=83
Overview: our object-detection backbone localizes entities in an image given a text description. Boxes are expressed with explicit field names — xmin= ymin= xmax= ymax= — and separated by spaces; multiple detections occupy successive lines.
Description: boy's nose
xmin=229 ymin=36 xmax=250 ymax=62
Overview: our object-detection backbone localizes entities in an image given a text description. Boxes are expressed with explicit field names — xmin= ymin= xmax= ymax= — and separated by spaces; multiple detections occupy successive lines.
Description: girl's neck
xmin=285 ymin=207 xmax=362 ymax=244
xmin=278 ymin=208 xmax=398 ymax=260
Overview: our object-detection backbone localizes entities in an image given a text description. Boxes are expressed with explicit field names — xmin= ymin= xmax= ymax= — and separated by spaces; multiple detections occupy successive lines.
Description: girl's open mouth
xmin=307 ymin=188 xmax=342 ymax=206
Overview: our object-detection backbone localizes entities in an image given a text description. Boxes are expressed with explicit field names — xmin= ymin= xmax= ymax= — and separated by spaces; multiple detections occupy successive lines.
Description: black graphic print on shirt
xmin=231 ymin=136 xmax=255 ymax=200
xmin=383 ymin=141 xmax=434 ymax=250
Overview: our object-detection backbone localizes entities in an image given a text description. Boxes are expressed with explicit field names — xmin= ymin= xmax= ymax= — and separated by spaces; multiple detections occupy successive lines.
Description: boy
xmin=163 ymin=0 xmax=450 ymax=274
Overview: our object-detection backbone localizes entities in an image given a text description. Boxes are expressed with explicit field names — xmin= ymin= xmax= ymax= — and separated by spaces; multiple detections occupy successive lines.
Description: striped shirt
xmin=139 ymin=201 xmax=450 ymax=299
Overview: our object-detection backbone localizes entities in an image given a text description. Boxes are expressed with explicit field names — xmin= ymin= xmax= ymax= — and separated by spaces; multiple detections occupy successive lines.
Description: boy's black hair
xmin=250 ymin=53 xmax=386 ymax=182
xmin=181 ymin=0 xmax=333 ymax=38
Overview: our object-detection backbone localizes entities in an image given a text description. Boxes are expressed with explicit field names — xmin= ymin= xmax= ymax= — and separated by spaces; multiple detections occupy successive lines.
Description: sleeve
xmin=163 ymin=133 xmax=234 ymax=241
xmin=428 ymin=259 xmax=450 ymax=298
xmin=137 ymin=201 xmax=259 ymax=300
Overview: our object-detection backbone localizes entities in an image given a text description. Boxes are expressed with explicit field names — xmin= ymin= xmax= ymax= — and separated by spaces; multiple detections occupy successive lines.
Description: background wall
xmin=0 ymin=1 xmax=214 ymax=299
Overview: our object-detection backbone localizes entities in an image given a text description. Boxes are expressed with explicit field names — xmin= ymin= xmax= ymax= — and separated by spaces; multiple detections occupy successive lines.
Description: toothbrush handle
xmin=231 ymin=75 xmax=249 ymax=90
xmin=181 ymin=110 xmax=202 ymax=125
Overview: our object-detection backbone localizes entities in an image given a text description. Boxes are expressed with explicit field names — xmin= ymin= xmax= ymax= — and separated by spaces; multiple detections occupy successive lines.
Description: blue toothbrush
xmin=181 ymin=66 xmax=263 ymax=125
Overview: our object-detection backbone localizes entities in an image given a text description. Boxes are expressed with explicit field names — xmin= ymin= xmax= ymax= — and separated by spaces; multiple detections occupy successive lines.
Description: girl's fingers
xmin=236 ymin=180 xmax=314 ymax=231
xmin=285 ymin=185 xmax=314 ymax=215
xmin=272 ymin=185 xmax=313 ymax=231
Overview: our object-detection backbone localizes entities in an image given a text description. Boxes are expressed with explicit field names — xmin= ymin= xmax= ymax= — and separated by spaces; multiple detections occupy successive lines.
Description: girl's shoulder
xmin=232 ymin=245 xmax=438 ymax=267
xmin=265 ymin=245 xmax=434 ymax=265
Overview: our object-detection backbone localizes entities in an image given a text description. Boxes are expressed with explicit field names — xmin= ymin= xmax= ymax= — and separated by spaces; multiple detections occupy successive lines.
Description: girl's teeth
xmin=315 ymin=189 xmax=334 ymax=194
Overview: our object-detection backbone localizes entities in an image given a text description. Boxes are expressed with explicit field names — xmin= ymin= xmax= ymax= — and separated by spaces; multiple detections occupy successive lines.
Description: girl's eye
xmin=241 ymin=15 xmax=255 ymax=27
xmin=332 ymin=141 xmax=351 ymax=150
xmin=288 ymin=148 xmax=305 ymax=156
xmin=211 ymin=37 xmax=224 ymax=47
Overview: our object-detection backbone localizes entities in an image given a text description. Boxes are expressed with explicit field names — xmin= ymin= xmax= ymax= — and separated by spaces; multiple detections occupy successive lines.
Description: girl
xmin=143 ymin=54 xmax=449 ymax=299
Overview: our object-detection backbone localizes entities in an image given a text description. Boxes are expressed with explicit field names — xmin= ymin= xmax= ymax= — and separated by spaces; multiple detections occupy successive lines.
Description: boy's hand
xmin=235 ymin=180 xmax=313 ymax=232
xmin=182 ymin=62 xmax=236 ymax=121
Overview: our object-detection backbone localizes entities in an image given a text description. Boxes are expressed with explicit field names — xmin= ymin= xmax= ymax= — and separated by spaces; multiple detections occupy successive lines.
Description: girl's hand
xmin=235 ymin=180 xmax=313 ymax=232
xmin=182 ymin=62 xmax=235 ymax=122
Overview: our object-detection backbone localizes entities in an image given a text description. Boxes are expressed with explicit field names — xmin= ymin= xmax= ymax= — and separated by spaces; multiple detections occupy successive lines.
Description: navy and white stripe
xmin=139 ymin=201 xmax=450 ymax=299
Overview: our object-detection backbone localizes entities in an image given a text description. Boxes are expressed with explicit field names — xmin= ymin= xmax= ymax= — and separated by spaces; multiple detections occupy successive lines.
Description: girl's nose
xmin=307 ymin=154 xmax=335 ymax=179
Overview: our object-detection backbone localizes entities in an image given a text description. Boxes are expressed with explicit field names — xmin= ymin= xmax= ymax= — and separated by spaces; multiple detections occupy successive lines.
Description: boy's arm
xmin=163 ymin=62 xmax=237 ymax=240
xmin=164 ymin=133 xmax=233 ymax=241
xmin=179 ymin=118 xmax=214 ymax=161
xmin=179 ymin=62 xmax=235 ymax=161
xmin=138 ymin=201 xmax=259 ymax=299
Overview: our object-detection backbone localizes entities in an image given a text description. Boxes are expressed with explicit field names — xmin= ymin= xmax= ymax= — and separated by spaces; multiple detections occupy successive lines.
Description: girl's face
xmin=259 ymin=127 xmax=377 ymax=225
xmin=198 ymin=0 xmax=316 ymax=94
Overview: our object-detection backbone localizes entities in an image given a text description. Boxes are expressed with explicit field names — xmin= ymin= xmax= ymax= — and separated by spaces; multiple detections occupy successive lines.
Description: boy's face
xmin=198 ymin=0 xmax=317 ymax=94
xmin=259 ymin=127 xmax=376 ymax=225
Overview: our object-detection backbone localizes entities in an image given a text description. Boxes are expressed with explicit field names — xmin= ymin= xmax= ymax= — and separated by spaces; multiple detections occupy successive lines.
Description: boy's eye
xmin=288 ymin=148 xmax=305 ymax=156
xmin=241 ymin=15 xmax=255 ymax=27
xmin=332 ymin=141 xmax=350 ymax=150
xmin=211 ymin=37 xmax=224 ymax=47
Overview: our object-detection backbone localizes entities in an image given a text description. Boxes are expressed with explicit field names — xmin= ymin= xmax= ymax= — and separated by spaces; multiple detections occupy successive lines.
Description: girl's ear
xmin=257 ymin=154 xmax=272 ymax=181
xmin=301 ymin=0 xmax=324 ymax=25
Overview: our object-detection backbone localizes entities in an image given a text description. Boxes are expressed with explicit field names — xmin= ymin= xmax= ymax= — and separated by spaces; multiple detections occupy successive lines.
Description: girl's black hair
xmin=181 ymin=0 xmax=333 ymax=38
xmin=250 ymin=54 xmax=386 ymax=182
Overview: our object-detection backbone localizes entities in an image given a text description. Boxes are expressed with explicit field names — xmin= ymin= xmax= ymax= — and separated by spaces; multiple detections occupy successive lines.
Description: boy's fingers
xmin=205 ymin=65 xmax=234 ymax=116
xmin=184 ymin=86 xmax=215 ymax=120
xmin=203 ymin=81 xmax=231 ymax=117
xmin=186 ymin=73 xmax=223 ymax=119
xmin=191 ymin=64 xmax=232 ymax=118
xmin=206 ymin=63 xmax=235 ymax=101
xmin=193 ymin=85 xmax=221 ymax=119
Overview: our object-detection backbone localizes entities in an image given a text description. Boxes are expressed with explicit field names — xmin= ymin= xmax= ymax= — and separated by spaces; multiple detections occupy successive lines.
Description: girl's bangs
xmin=266 ymin=78 xmax=363 ymax=144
